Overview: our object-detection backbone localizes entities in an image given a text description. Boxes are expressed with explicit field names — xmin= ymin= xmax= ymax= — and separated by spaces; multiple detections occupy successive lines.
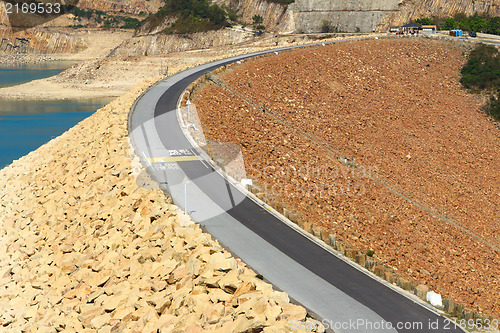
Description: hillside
xmin=1 ymin=0 xmax=498 ymax=59
xmin=191 ymin=38 xmax=500 ymax=317
xmin=2 ymin=0 xmax=498 ymax=53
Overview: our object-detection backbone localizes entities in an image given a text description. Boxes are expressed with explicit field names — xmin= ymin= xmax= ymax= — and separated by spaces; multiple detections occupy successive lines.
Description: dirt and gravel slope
xmin=191 ymin=37 xmax=500 ymax=317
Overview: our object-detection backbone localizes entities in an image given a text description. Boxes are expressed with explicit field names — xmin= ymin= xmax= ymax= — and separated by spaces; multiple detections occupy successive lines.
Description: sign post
xmin=187 ymin=100 xmax=192 ymax=122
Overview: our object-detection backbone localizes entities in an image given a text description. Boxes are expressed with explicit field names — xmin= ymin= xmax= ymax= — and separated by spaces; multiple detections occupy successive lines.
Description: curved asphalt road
xmin=130 ymin=42 xmax=464 ymax=333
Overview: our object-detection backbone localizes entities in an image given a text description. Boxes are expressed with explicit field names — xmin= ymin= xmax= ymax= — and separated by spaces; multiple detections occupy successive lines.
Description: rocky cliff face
xmin=0 ymin=0 xmax=157 ymax=55
xmin=0 ymin=2 xmax=8 ymax=27
xmin=110 ymin=28 xmax=253 ymax=57
xmin=289 ymin=0 xmax=400 ymax=33
xmin=1 ymin=0 xmax=498 ymax=55
xmin=221 ymin=0 xmax=295 ymax=32
xmin=230 ymin=0 xmax=499 ymax=33
xmin=378 ymin=0 xmax=499 ymax=31
xmin=0 ymin=29 xmax=87 ymax=54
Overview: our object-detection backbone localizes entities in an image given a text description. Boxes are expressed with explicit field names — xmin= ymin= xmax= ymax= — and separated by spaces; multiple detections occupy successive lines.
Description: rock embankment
xmin=0 ymin=76 xmax=321 ymax=332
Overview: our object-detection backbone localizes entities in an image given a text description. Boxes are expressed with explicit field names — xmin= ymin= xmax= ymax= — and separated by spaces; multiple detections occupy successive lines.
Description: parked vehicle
xmin=469 ymin=31 xmax=477 ymax=37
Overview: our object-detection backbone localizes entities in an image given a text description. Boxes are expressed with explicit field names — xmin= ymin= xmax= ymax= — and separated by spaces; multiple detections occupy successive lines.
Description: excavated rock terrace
xmin=192 ymin=38 xmax=500 ymax=317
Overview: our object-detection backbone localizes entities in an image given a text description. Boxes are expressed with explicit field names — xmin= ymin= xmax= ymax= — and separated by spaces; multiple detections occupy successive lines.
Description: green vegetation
xmin=251 ymin=15 xmax=265 ymax=32
xmin=320 ymin=20 xmax=342 ymax=33
xmin=143 ymin=0 xmax=230 ymax=34
xmin=223 ymin=6 xmax=240 ymax=23
xmin=489 ymin=95 xmax=500 ymax=121
xmin=461 ymin=44 xmax=500 ymax=120
xmin=120 ymin=17 xmax=141 ymax=29
xmin=414 ymin=17 xmax=434 ymax=26
xmin=412 ymin=13 xmax=500 ymax=35
xmin=69 ymin=6 xmax=93 ymax=20
xmin=67 ymin=6 xmax=140 ymax=29
xmin=252 ymin=15 xmax=263 ymax=25
xmin=461 ymin=44 xmax=500 ymax=90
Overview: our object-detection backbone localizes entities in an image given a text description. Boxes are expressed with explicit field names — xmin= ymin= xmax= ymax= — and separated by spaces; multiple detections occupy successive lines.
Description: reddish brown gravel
xmin=192 ymin=38 xmax=500 ymax=317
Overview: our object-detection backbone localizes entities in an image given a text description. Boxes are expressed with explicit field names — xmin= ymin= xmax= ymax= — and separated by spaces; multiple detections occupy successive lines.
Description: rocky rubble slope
xmin=192 ymin=38 xmax=500 ymax=317
xmin=0 ymin=76 xmax=321 ymax=332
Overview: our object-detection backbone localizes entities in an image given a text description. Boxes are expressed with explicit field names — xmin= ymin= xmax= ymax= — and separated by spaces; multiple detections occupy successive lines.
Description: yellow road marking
xmin=148 ymin=156 xmax=199 ymax=163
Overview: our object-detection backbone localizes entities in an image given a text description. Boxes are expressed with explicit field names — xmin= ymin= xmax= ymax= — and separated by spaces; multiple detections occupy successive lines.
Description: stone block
xmin=414 ymin=284 xmax=429 ymax=300
xmin=320 ymin=230 xmax=329 ymax=243
xmin=328 ymin=234 xmax=336 ymax=247
xmin=345 ymin=248 xmax=357 ymax=260
xmin=356 ymin=254 xmax=366 ymax=266
xmin=206 ymin=253 xmax=237 ymax=272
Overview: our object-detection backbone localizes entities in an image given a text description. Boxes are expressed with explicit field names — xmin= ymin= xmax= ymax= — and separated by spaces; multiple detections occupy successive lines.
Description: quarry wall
xmin=223 ymin=0 xmax=295 ymax=33
xmin=0 ymin=29 xmax=87 ymax=54
xmin=109 ymin=28 xmax=253 ymax=57
xmin=233 ymin=0 xmax=500 ymax=33
xmin=289 ymin=0 xmax=400 ymax=33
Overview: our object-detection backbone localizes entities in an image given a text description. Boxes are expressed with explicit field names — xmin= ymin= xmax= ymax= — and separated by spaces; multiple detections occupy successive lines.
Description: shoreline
xmin=0 ymin=77 xmax=126 ymax=101
xmin=0 ymin=53 xmax=61 ymax=64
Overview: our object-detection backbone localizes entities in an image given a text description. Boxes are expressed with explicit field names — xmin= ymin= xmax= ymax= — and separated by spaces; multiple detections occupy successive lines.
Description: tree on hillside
xmin=468 ymin=13 xmax=487 ymax=32
xmin=442 ymin=17 xmax=458 ymax=30
xmin=143 ymin=0 xmax=229 ymax=33
xmin=415 ymin=17 xmax=434 ymax=25
xmin=488 ymin=94 xmax=500 ymax=120
xmin=252 ymin=15 xmax=263 ymax=25
xmin=486 ymin=16 xmax=500 ymax=35
xmin=461 ymin=44 xmax=500 ymax=90
xmin=461 ymin=43 xmax=500 ymax=120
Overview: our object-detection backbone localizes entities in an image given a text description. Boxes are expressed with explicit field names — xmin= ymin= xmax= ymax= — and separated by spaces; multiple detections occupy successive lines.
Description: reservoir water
xmin=0 ymin=60 xmax=76 ymax=87
xmin=0 ymin=62 xmax=111 ymax=168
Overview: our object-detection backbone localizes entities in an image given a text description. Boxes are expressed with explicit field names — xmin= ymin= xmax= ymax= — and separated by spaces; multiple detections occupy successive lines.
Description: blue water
xmin=0 ymin=111 xmax=90 ymax=167
xmin=0 ymin=98 xmax=111 ymax=168
xmin=0 ymin=62 xmax=112 ymax=168
xmin=0 ymin=61 xmax=112 ymax=168
xmin=0 ymin=99 xmax=109 ymax=115
xmin=0 ymin=61 xmax=75 ymax=87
